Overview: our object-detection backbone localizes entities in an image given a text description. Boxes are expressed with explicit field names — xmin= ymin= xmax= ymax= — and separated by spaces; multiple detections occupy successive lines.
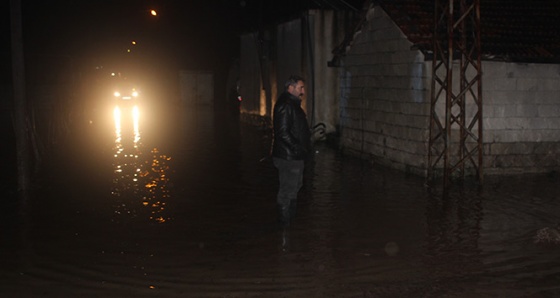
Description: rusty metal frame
xmin=428 ymin=0 xmax=483 ymax=187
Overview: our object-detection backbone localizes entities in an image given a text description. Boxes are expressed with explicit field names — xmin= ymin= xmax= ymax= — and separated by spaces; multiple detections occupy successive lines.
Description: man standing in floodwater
xmin=271 ymin=75 xmax=311 ymax=226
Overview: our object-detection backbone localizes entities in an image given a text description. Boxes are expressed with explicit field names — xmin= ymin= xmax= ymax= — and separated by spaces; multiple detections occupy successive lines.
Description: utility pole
xmin=428 ymin=0 xmax=483 ymax=188
xmin=10 ymin=0 xmax=32 ymax=194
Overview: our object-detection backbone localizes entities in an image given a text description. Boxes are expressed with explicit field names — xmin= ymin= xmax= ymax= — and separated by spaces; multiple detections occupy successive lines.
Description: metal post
xmin=428 ymin=0 xmax=483 ymax=187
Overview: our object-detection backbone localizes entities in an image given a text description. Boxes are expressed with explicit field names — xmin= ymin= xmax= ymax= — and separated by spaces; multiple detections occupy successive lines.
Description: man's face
xmin=288 ymin=80 xmax=305 ymax=99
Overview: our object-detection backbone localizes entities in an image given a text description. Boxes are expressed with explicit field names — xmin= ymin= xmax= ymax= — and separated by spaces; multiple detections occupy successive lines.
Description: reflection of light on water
xmin=133 ymin=105 xmax=140 ymax=144
xmin=142 ymin=148 xmax=172 ymax=223
xmin=113 ymin=106 xmax=122 ymax=143
xmin=114 ymin=105 xmax=140 ymax=146
xmin=111 ymin=106 xmax=172 ymax=223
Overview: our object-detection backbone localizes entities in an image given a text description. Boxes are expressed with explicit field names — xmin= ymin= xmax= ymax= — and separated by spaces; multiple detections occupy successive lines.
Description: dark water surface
xmin=2 ymin=105 xmax=560 ymax=297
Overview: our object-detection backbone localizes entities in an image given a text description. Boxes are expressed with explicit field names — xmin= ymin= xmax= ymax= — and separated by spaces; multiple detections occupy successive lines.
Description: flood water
xmin=2 ymin=104 xmax=560 ymax=297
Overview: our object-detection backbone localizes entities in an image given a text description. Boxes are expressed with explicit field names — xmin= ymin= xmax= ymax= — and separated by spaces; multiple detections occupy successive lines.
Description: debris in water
xmin=534 ymin=227 xmax=560 ymax=244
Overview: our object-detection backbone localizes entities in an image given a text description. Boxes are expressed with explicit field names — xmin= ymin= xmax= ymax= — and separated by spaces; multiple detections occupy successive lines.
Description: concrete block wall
xmin=339 ymin=6 xmax=431 ymax=176
xmin=482 ymin=62 xmax=560 ymax=175
xmin=339 ymin=4 xmax=560 ymax=176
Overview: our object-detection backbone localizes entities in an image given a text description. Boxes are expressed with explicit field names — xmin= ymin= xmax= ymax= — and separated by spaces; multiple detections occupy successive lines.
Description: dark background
xmin=1 ymin=0 xmax=366 ymax=85
xmin=0 ymin=0 xmax=364 ymax=196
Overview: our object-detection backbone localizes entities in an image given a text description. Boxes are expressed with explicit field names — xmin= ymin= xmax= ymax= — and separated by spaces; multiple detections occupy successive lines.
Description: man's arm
xmin=274 ymin=102 xmax=299 ymax=151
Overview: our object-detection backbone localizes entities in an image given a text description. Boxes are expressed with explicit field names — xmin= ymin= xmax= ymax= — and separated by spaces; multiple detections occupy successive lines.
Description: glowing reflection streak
xmin=133 ymin=105 xmax=140 ymax=144
xmin=113 ymin=106 xmax=122 ymax=143
xmin=143 ymin=148 xmax=172 ymax=223
xmin=110 ymin=104 xmax=172 ymax=223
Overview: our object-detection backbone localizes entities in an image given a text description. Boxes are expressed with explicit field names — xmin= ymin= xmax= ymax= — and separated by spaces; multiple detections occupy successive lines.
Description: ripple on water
xmin=3 ymin=108 xmax=560 ymax=296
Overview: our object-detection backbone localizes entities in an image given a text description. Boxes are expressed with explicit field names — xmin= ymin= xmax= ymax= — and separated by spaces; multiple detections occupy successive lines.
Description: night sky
xmin=3 ymin=1 xmax=365 ymax=75
xmin=6 ymin=0 xmax=248 ymax=74
xmin=1 ymin=0 xmax=366 ymax=104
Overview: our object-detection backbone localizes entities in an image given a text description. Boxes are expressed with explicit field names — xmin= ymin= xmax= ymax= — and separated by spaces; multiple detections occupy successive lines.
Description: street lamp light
xmin=150 ymin=9 xmax=157 ymax=16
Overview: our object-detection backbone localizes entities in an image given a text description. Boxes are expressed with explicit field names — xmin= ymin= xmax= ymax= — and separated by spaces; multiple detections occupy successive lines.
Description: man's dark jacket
xmin=271 ymin=91 xmax=311 ymax=160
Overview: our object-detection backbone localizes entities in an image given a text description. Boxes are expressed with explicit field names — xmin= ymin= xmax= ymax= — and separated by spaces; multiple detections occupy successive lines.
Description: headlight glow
xmin=132 ymin=91 xmax=139 ymax=97
xmin=114 ymin=91 xmax=121 ymax=97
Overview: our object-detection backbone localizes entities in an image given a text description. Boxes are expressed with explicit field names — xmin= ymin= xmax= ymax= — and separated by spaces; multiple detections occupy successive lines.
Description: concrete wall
xmin=340 ymin=5 xmax=560 ymax=176
xmin=483 ymin=62 xmax=560 ymax=175
xmin=237 ymin=10 xmax=351 ymax=134
xmin=339 ymin=6 xmax=430 ymax=176
xmin=276 ymin=18 xmax=305 ymax=115
xmin=307 ymin=10 xmax=345 ymax=135
xmin=276 ymin=12 xmax=344 ymax=134
xmin=239 ymin=33 xmax=262 ymax=114
xmin=179 ymin=70 xmax=214 ymax=106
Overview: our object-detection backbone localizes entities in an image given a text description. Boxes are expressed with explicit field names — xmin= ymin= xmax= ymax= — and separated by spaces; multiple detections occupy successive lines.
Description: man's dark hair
xmin=285 ymin=75 xmax=305 ymax=90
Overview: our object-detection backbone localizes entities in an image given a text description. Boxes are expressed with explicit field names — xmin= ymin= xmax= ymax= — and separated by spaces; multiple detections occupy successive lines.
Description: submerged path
xmin=1 ymin=106 xmax=560 ymax=297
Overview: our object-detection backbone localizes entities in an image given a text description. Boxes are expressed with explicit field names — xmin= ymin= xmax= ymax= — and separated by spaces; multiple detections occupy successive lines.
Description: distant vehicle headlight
xmin=132 ymin=90 xmax=139 ymax=97
xmin=114 ymin=91 xmax=121 ymax=97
